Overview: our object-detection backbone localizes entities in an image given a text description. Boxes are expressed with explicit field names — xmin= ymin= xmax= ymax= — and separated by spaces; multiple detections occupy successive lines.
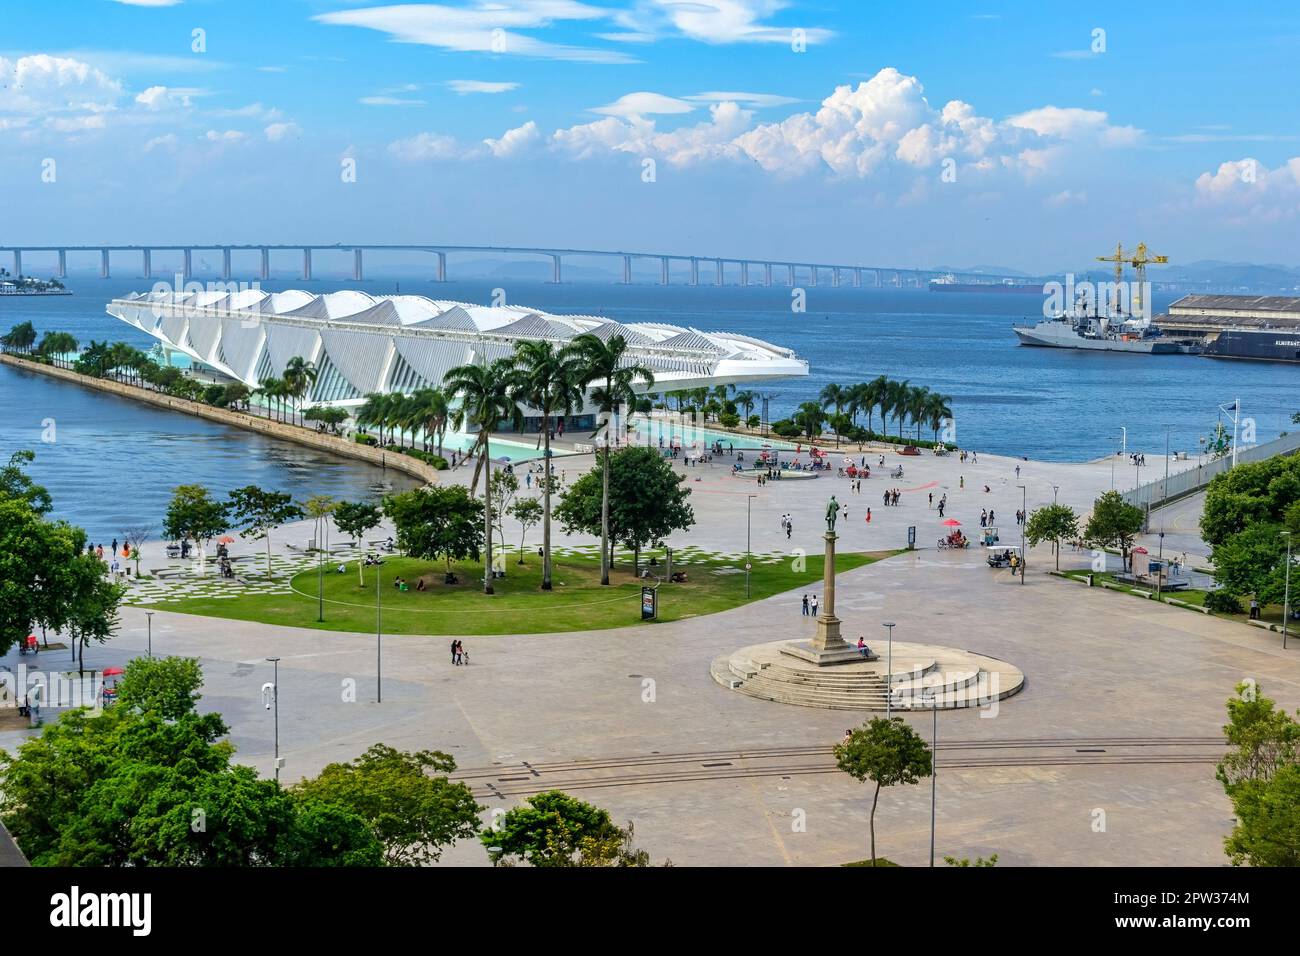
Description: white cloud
xmin=205 ymin=129 xmax=246 ymax=143
xmin=143 ymin=133 xmax=178 ymax=151
xmin=44 ymin=114 xmax=108 ymax=132
xmin=448 ymin=80 xmax=519 ymax=95
xmin=648 ymin=0 xmax=832 ymax=45
xmin=686 ymin=91 xmax=801 ymax=108
xmin=1045 ymin=189 xmax=1087 ymax=206
xmin=1193 ymin=157 xmax=1300 ymax=220
xmin=264 ymin=122 xmax=301 ymax=142
xmin=0 ymin=54 xmax=122 ymax=115
xmin=134 ymin=85 xmax=200 ymax=110
xmin=210 ymin=102 xmax=282 ymax=121
xmin=314 ymin=1 xmax=637 ymax=64
xmin=551 ymin=68 xmax=1144 ymax=182
xmin=360 ymin=96 xmax=426 ymax=106
xmin=1005 ymin=106 xmax=1141 ymax=147
xmin=484 ymin=120 xmax=540 ymax=157
xmin=389 ymin=131 xmax=466 ymax=162
xmin=592 ymin=92 xmax=695 ymax=117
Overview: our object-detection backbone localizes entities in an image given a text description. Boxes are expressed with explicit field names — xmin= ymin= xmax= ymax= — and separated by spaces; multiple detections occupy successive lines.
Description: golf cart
xmin=981 ymin=525 xmax=1001 ymax=546
xmin=986 ymin=545 xmax=1021 ymax=569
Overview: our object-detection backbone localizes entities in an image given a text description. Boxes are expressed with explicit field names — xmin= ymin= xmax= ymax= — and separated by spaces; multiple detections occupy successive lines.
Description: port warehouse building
xmin=106 ymin=289 xmax=807 ymax=428
xmin=1156 ymin=294 xmax=1300 ymax=334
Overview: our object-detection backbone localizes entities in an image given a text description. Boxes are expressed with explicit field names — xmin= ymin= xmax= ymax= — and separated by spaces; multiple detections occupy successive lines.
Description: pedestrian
xmin=526 ymin=473 xmax=532 ymax=489
xmin=928 ymin=491 xmax=933 ymax=508
xmin=802 ymin=594 xmax=809 ymax=616
xmin=810 ymin=594 xmax=819 ymax=616
xmin=960 ymin=475 xmax=965 ymax=489
xmin=865 ymin=507 xmax=871 ymax=523
xmin=938 ymin=501 xmax=945 ymax=518
xmin=450 ymin=640 xmax=459 ymax=665
xmin=989 ymin=509 xmax=995 ymax=525
xmin=111 ymin=537 xmax=118 ymax=556
xmin=980 ymin=509 xmax=987 ymax=528
xmin=1015 ymin=464 xmax=1021 ymax=478
xmin=786 ymin=520 xmax=792 ymax=540
xmin=1250 ymin=598 xmax=1260 ymax=620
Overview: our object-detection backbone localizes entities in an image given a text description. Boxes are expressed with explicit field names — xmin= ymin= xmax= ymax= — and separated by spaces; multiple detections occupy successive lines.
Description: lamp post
xmin=926 ymin=690 xmax=938 ymax=867
xmin=1120 ymin=426 xmax=1126 ymax=457
xmin=1052 ymin=484 xmax=1059 ymax=505
xmin=882 ymin=621 xmax=895 ymax=718
xmin=1017 ymin=485 xmax=1026 ymax=584
xmin=1156 ymin=531 xmax=1165 ymax=600
xmin=1283 ymin=531 xmax=1293 ymax=651
xmin=265 ymin=657 xmax=280 ymax=782
xmin=376 ymin=560 xmax=383 ymax=704
xmin=746 ymin=494 xmax=757 ymax=598
xmin=144 ymin=610 xmax=154 ymax=659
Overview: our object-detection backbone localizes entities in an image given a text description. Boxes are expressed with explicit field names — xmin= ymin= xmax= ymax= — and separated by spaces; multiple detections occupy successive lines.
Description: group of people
xmin=881 ymin=488 xmax=902 ymax=507
xmin=979 ymin=509 xmax=998 ymax=528
xmin=1129 ymin=453 xmax=1147 ymax=466
xmin=781 ymin=514 xmax=794 ymax=539
xmin=800 ymin=593 xmax=820 ymax=616
xmin=958 ymin=450 xmax=978 ymax=464
xmin=449 ymin=639 xmax=469 ymax=665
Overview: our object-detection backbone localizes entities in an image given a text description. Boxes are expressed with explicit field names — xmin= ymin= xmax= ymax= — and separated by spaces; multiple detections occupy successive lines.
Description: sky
xmin=1 ymin=0 xmax=1299 ymax=273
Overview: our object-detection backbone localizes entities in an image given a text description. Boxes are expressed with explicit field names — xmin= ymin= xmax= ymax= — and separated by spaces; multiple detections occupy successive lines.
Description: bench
xmin=151 ymin=567 xmax=185 ymax=579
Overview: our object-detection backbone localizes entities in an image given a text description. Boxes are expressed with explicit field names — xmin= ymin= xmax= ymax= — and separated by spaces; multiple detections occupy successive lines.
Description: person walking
xmin=1249 ymin=597 xmax=1260 ymax=620
xmin=928 ymin=491 xmax=933 ymax=509
xmin=810 ymin=594 xmax=819 ymax=616
xmin=865 ymin=507 xmax=871 ymax=523
xmin=786 ymin=520 xmax=793 ymax=540
xmin=938 ymin=500 xmax=945 ymax=518
xmin=1015 ymin=464 xmax=1021 ymax=479
xmin=801 ymin=594 xmax=809 ymax=616
xmin=450 ymin=640 xmax=459 ymax=665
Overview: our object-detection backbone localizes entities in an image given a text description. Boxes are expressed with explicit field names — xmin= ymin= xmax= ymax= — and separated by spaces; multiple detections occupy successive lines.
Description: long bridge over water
xmin=0 ymin=243 xmax=1023 ymax=289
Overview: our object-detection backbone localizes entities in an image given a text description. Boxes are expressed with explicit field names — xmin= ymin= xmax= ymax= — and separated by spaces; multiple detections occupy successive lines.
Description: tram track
xmin=456 ymin=736 xmax=1227 ymax=798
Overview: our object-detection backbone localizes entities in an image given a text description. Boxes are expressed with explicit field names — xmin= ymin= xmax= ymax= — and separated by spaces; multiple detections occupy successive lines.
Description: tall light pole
xmin=1052 ymin=484 xmax=1059 ymax=505
xmin=882 ymin=621 xmax=895 ymax=718
xmin=746 ymin=493 xmax=757 ymax=598
xmin=376 ymin=560 xmax=383 ymax=704
xmin=144 ymin=610 xmax=154 ymax=659
xmin=1283 ymin=531 xmax=1293 ymax=651
xmin=265 ymin=657 xmax=280 ymax=782
xmin=1219 ymin=398 xmax=1240 ymax=468
xmin=1017 ymin=485 xmax=1026 ymax=584
xmin=1120 ymin=426 xmax=1127 ymax=457
xmin=926 ymin=690 xmax=938 ymax=867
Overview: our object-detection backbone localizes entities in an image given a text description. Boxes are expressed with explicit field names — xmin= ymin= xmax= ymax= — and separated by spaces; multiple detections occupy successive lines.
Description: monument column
xmin=812 ymin=529 xmax=848 ymax=653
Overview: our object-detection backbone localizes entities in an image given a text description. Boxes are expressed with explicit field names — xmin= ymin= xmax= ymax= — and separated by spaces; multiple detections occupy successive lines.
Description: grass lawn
xmin=136 ymin=549 xmax=892 ymax=635
xmin=1058 ymin=569 xmax=1299 ymax=627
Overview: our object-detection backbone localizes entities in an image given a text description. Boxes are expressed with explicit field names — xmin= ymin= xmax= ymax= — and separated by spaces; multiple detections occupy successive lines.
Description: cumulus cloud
xmin=264 ymin=121 xmax=301 ymax=142
xmin=551 ymin=68 xmax=1144 ymax=181
xmin=389 ymin=131 xmax=466 ymax=162
xmin=135 ymin=85 xmax=200 ymax=110
xmin=484 ymin=120 xmax=540 ymax=157
xmin=645 ymin=0 xmax=833 ymax=45
xmin=360 ymin=96 xmax=426 ymax=106
xmin=205 ymin=129 xmax=246 ymax=143
xmin=0 ymin=54 xmax=122 ymax=115
xmin=1193 ymin=157 xmax=1300 ymax=220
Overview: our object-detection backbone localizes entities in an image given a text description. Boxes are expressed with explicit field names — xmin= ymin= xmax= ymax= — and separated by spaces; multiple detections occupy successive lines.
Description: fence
xmin=1122 ymin=430 xmax=1300 ymax=512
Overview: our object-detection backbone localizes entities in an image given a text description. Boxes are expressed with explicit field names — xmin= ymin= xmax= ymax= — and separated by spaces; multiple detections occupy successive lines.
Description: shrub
xmin=771 ymin=419 xmax=802 ymax=439
xmin=718 ymin=412 xmax=740 ymax=428
xmin=354 ymin=433 xmax=378 ymax=447
xmin=1205 ymin=590 xmax=1244 ymax=615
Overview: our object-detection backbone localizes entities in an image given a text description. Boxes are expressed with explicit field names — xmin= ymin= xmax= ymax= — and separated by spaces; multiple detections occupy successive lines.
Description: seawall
xmin=0 ymin=353 xmax=440 ymax=486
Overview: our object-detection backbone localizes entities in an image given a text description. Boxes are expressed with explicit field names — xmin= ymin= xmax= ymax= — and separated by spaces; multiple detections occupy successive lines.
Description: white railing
xmin=1123 ymin=431 xmax=1300 ymax=511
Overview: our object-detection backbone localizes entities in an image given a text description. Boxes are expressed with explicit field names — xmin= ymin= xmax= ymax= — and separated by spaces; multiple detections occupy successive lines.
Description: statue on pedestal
xmin=825 ymin=495 xmax=839 ymax=532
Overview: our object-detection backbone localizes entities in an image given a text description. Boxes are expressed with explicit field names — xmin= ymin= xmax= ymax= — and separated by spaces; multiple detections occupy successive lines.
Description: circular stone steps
xmin=711 ymin=639 xmax=1024 ymax=712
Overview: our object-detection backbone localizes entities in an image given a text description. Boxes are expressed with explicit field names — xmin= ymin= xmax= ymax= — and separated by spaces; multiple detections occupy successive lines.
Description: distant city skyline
xmin=2 ymin=1 xmax=1299 ymax=272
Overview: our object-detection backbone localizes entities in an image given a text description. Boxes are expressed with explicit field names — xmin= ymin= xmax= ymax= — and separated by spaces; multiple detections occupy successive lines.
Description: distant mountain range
xmin=943 ymin=260 xmax=1300 ymax=294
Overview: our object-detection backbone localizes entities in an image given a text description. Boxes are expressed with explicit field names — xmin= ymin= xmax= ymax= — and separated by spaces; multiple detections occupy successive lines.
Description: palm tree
xmin=282 ymin=356 xmax=318 ymax=426
xmin=445 ymin=358 xmax=523 ymax=595
xmin=37 ymin=331 xmax=78 ymax=368
xmin=865 ymin=376 xmax=890 ymax=436
xmin=925 ymin=392 xmax=954 ymax=443
xmin=571 ymin=333 xmax=655 ymax=586
xmin=820 ymin=383 xmax=849 ymax=446
xmin=408 ymin=387 xmax=450 ymax=455
xmin=258 ymin=377 xmax=286 ymax=423
xmin=733 ymin=389 xmax=757 ymax=423
xmin=511 ymin=341 xmax=584 ymax=591
xmin=884 ymin=378 xmax=911 ymax=440
xmin=907 ymin=385 xmax=931 ymax=441
xmin=795 ymin=400 xmax=827 ymax=439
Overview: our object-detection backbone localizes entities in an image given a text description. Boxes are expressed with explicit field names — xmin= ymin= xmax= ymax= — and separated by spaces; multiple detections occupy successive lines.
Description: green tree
xmin=163 ymin=484 xmax=228 ymax=575
xmin=293 ymin=744 xmax=481 ymax=866
xmin=383 ymin=485 xmax=483 ymax=576
xmin=36 ymin=331 xmax=78 ymax=366
xmin=571 ymin=333 xmax=655 ymax=586
xmin=512 ymin=340 xmax=584 ymax=590
xmin=1217 ymin=683 xmax=1300 ymax=866
xmin=794 ymin=400 xmax=826 ymax=440
xmin=115 ymin=656 xmax=206 ymax=721
xmin=1201 ymin=453 xmax=1300 ymax=550
xmin=834 ymin=718 xmax=933 ymax=868
xmin=509 ymin=496 xmax=544 ymax=564
xmin=446 ymin=357 xmax=523 ymax=594
xmin=0 ymin=449 xmax=53 ymax=514
xmin=488 ymin=469 xmax=520 ymax=558
xmin=1 ymin=320 xmax=37 ymax=353
xmin=282 ymin=356 xmax=318 ymax=426
xmin=1024 ymin=503 xmax=1079 ymax=570
xmin=1212 ymin=523 xmax=1290 ymax=606
xmin=1083 ymin=490 xmax=1146 ymax=572
xmin=333 ymin=500 xmax=383 ymax=585
xmin=482 ymin=790 xmax=652 ymax=867
xmin=554 ymin=446 xmax=695 ymax=575
xmin=226 ymin=486 xmax=304 ymax=580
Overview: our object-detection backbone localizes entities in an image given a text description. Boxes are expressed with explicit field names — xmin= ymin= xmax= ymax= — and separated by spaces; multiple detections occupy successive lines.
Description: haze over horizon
xmin=3 ymin=1 xmax=1299 ymax=273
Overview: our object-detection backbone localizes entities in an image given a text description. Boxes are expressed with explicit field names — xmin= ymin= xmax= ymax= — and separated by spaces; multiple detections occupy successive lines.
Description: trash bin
xmin=1086 ymin=573 xmax=1095 ymax=587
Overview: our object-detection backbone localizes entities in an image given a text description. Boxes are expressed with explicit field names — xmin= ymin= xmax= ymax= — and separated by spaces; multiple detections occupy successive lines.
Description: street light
xmin=264 ymin=657 xmax=280 ymax=782
xmin=1283 ymin=531 xmax=1293 ymax=651
xmin=144 ymin=610 xmax=154 ymax=659
xmin=927 ymin=691 xmax=938 ymax=867
xmin=376 ymin=560 xmax=383 ymax=704
xmin=1017 ymin=485 xmax=1026 ymax=585
xmin=746 ymin=494 xmax=757 ymax=598
xmin=1052 ymin=484 xmax=1059 ymax=505
xmin=882 ymin=622 xmax=895 ymax=718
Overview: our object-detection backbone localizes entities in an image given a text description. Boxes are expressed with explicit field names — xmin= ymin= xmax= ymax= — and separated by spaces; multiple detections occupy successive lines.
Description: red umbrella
xmin=942 ymin=518 xmax=962 ymax=527
xmin=1131 ymin=546 xmax=1148 ymax=554
xmin=102 ymin=666 xmax=125 ymax=676
xmin=218 ymin=536 xmax=236 ymax=544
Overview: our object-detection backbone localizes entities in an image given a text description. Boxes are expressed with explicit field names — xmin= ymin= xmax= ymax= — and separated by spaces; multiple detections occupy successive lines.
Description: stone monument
xmin=782 ymin=495 xmax=864 ymax=666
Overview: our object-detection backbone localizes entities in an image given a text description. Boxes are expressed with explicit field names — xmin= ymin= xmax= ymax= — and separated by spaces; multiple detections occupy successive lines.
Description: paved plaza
xmin=4 ymin=441 xmax=1291 ymax=867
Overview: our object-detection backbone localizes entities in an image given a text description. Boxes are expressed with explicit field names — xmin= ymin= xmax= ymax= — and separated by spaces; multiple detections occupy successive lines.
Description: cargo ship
xmin=929 ymin=274 xmax=1044 ymax=294
xmin=1200 ymin=328 xmax=1300 ymax=364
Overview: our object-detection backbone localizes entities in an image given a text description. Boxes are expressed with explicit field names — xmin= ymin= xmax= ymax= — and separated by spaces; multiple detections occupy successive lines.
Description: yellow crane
xmin=1095 ymin=242 xmax=1168 ymax=315
xmin=1127 ymin=242 xmax=1168 ymax=314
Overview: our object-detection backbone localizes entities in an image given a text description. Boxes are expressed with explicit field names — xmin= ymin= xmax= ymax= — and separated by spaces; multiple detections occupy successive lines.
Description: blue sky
xmin=2 ymin=0 xmax=1298 ymax=272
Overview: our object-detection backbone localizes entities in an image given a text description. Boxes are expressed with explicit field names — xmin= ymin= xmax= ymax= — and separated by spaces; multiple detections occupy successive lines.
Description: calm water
xmin=3 ymin=272 xmax=1299 ymax=535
